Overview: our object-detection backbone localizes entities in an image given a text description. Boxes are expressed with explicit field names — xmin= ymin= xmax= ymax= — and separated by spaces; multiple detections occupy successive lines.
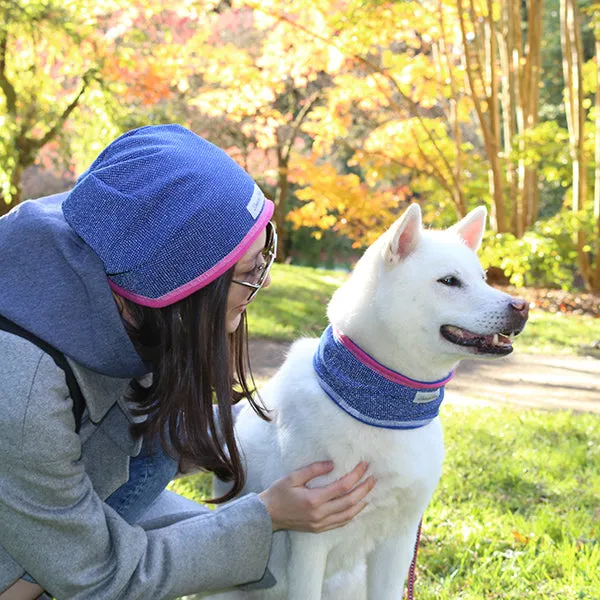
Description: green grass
xmin=247 ymin=264 xmax=600 ymax=355
xmin=418 ymin=405 xmax=600 ymax=599
xmin=171 ymin=405 xmax=600 ymax=598
xmin=246 ymin=263 xmax=348 ymax=341
xmin=516 ymin=311 xmax=600 ymax=355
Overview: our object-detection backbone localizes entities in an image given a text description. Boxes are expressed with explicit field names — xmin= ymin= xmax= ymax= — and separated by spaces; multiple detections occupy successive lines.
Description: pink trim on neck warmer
xmin=332 ymin=328 xmax=454 ymax=390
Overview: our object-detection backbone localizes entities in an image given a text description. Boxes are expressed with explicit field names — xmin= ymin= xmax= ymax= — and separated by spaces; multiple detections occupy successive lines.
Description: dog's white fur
xmin=208 ymin=204 xmax=527 ymax=600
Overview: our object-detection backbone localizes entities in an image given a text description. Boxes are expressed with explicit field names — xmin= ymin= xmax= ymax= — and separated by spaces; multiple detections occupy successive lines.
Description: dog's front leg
xmin=366 ymin=533 xmax=415 ymax=600
xmin=287 ymin=532 xmax=328 ymax=600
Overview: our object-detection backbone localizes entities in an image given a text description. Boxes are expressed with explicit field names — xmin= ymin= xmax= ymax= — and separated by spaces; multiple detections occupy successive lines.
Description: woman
xmin=0 ymin=125 xmax=374 ymax=600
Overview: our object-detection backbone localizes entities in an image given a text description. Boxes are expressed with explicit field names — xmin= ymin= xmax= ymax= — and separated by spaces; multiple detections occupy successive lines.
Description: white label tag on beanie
xmin=247 ymin=183 xmax=265 ymax=219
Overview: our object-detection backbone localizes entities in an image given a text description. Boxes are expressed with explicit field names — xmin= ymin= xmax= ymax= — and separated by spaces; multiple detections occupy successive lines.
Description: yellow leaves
xmin=457 ymin=96 xmax=476 ymax=123
xmin=327 ymin=45 xmax=345 ymax=72
xmin=304 ymin=103 xmax=352 ymax=156
xmin=360 ymin=116 xmax=459 ymax=185
xmin=287 ymin=155 xmax=402 ymax=247
xmin=382 ymin=50 xmax=394 ymax=70
xmin=191 ymin=42 xmax=286 ymax=121
xmin=328 ymin=73 xmax=390 ymax=110
xmin=3 ymin=14 xmax=100 ymax=116
xmin=582 ymin=58 xmax=597 ymax=96
xmin=242 ymin=116 xmax=279 ymax=148
xmin=203 ymin=45 xmax=255 ymax=82
xmin=365 ymin=119 xmax=419 ymax=153
xmin=512 ymin=530 xmax=530 ymax=545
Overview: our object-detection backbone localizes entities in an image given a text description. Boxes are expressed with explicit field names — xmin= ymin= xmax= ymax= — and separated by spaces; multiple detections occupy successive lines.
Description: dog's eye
xmin=438 ymin=276 xmax=461 ymax=287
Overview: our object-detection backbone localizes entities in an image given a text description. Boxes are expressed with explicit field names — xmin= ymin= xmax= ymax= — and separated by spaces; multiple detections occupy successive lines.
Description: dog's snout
xmin=509 ymin=298 xmax=529 ymax=327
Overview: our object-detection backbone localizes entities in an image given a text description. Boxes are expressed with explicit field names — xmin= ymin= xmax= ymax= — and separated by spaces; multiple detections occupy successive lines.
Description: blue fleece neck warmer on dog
xmin=313 ymin=326 xmax=454 ymax=429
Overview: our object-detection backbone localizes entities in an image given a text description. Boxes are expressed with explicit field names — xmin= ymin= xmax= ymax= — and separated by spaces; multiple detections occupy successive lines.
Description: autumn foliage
xmin=1 ymin=0 xmax=599 ymax=291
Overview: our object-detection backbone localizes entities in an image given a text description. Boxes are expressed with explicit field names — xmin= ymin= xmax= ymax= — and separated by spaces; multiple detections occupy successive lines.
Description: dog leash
xmin=406 ymin=519 xmax=423 ymax=600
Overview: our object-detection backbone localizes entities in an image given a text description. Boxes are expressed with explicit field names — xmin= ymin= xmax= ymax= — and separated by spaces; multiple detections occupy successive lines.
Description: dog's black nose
xmin=510 ymin=298 xmax=529 ymax=321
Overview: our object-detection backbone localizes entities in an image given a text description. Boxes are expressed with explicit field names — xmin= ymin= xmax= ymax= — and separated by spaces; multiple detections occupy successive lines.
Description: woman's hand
xmin=258 ymin=461 xmax=376 ymax=533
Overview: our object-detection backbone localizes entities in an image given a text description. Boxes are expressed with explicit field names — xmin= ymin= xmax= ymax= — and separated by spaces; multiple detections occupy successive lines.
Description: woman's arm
xmin=0 ymin=352 xmax=273 ymax=600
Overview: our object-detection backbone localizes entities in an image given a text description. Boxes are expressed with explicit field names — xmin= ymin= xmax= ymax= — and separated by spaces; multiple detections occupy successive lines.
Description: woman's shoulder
xmin=0 ymin=331 xmax=77 ymax=460
xmin=0 ymin=329 xmax=50 ymax=394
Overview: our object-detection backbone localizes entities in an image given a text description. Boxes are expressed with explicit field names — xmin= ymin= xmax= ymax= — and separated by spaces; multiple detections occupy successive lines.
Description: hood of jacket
xmin=0 ymin=192 xmax=147 ymax=378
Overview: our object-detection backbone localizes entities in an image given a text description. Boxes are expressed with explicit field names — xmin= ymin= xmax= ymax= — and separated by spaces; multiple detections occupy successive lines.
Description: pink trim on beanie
xmin=109 ymin=199 xmax=274 ymax=308
xmin=333 ymin=328 xmax=454 ymax=389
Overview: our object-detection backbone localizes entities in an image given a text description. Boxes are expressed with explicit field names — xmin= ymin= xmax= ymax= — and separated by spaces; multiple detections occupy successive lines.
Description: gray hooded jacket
xmin=0 ymin=193 xmax=272 ymax=599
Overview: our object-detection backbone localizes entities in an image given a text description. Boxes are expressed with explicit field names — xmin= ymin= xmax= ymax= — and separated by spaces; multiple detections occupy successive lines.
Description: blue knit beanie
xmin=62 ymin=124 xmax=274 ymax=308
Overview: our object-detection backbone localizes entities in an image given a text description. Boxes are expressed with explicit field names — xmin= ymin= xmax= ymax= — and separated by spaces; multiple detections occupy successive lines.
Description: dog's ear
xmin=450 ymin=206 xmax=487 ymax=252
xmin=384 ymin=203 xmax=422 ymax=264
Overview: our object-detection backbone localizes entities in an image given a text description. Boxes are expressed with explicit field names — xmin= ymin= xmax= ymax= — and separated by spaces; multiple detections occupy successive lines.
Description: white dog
xmin=210 ymin=204 xmax=529 ymax=600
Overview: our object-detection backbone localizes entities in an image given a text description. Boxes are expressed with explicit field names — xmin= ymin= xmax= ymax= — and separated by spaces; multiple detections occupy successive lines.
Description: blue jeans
xmin=22 ymin=435 xmax=179 ymax=585
xmin=105 ymin=434 xmax=179 ymax=523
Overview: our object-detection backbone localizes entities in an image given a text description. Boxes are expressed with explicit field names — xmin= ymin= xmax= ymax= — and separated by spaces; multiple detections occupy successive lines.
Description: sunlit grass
xmin=516 ymin=310 xmax=600 ymax=355
xmin=418 ymin=405 xmax=600 ymax=599
xmin=246 ymin=263 xmax=347 ymax=340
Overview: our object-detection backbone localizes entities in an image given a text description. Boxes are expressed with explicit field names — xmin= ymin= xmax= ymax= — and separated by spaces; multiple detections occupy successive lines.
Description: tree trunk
xmin=458 ymin=0 xmax=507 ymax=233
xmin=596 ymin=36 xmax=600 ymax=224
xmin=499 ymin=0 xmax=519 ymax=234
xmin=592 ymin=36 xmax=600 ymax=291
xmin=497 ymin=0 xmax=543 ymax=238
xmin=274 ymin=145 xmax=290 ymax=261
xmin=435 ymin=3 xmax=467 ymax=217
xmin=560 ymin=0 xmax=591 ymax=288
xmin=485 ymin=0 xmax=508 ymax=233
xmin=520 ymin=0 xmax=543 ymax=232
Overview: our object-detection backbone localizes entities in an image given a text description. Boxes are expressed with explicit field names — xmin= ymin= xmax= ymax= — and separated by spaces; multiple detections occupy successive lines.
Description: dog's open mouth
xmin=440 ymin=325 xmax=519 ymax=356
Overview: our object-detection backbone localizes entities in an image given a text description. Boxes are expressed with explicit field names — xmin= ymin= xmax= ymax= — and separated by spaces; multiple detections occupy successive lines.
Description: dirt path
xmin=248 ymin=339 xmax=600 ymax=414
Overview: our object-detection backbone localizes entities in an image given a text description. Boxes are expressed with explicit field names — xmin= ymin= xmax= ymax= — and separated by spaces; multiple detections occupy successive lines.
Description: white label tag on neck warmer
xmin=247 ymin=184 xmax=265 ymax=219
xmin=413 ymin=389 xmax=441 ymax=404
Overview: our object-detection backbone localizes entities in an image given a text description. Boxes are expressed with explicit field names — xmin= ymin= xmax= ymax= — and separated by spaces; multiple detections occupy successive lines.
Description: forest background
xmin=1 ymin=0 xmax=600 ymax=297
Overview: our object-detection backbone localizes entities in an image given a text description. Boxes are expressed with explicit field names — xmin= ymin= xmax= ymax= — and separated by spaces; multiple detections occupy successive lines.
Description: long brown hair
xmin=120 ymin=267 xmax=270 ymax=503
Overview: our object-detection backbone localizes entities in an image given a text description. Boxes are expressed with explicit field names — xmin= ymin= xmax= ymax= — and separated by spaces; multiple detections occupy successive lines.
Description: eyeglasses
xmin=232 ymin=221 xmax=277 ymax=301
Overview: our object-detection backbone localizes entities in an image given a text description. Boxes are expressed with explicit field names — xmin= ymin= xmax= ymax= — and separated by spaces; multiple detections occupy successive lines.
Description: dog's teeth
xmin=493 ymin=334 xmax=499 ymax=345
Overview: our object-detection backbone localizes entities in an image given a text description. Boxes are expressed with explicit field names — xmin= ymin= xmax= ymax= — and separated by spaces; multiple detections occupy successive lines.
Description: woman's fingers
xmin=318 ymin=499 xmax=370 ymax=532
xmin=259 ymin=460 xmax=376 ymax=533
xmin=312 ymin=461 xmax=370 ymax=503
xmin=319 ymin=474 xmax=376 ymax=518
xmin=307 ymin=473 xmax=376 ymax=531
xmin=300 ymin=461 xmax=375 ymax=532
xmin=288 ymin=460 xmax=335 ymax=487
